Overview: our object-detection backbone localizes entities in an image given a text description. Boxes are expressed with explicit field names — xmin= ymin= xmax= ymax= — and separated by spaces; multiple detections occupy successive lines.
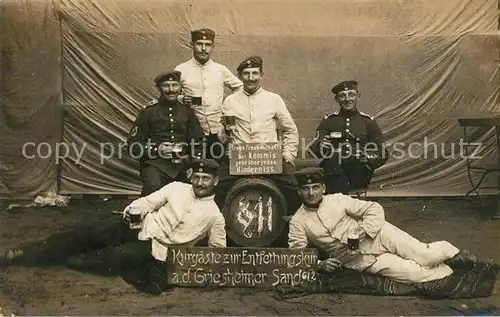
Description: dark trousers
xmin=14 ymin=217 xmax=171 ymax=294
xmin=204 ymin=133 xmax=225 ymax=160
xmin=17 ymin=217 xmax=151 ymax=270
xmin=140 ymin=165 xmax=187 ymax=196
xmin=321 ymin=158 xmax=374 ymax=194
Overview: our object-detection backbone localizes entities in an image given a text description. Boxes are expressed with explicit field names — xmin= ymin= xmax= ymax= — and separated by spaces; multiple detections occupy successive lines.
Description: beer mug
xmin=330 ymin=131 xmax=342 ymax=139
xmin=347 ymin=232 xmax=360 ymax=255
xmin=158 ymin=142 xmax=174 ymax=158
xmin=171 ymin=143 xmax=183 ymax=164
xmin=329 ymin=132 xmax=343 ymax=147
xmin=224 ymin=115 xmax=236 ymax=131
xmin=127 ymin=206 xmax=142 ymax=230
xmin=172 ymin=143 xmax=183 ymax=153
xmin=192 ymin=96 xmax=202 ymax=106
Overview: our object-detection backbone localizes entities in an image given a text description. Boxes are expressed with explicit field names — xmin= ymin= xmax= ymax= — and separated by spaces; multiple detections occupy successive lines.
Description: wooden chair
xmin=348 ymin=188 xmax=368 ymax=199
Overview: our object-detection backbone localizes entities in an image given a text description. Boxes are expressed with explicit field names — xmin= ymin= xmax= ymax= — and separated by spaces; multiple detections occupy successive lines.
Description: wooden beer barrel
xmin=222 ymin=177 xmax=287 ymax=247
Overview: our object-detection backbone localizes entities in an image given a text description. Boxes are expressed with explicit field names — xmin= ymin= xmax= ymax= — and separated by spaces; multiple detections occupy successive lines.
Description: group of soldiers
xmin=126 ymin=27 xmax=389 ymax=208
xmin=0 ymin=28 xmax=479 ymax=296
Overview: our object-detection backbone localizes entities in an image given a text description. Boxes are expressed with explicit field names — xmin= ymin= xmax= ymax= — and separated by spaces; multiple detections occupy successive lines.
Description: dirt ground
xmin=1 ymin=196 xmax=499 ymax=316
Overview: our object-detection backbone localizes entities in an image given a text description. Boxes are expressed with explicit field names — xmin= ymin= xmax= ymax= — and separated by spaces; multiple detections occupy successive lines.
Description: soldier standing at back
xmin=127 ymin=70 xmax=205 ymax=196
xmin=309 ymin=80 xmax=388 ymax=194
xmin=175 ymin=28 xmax=243 ymax=160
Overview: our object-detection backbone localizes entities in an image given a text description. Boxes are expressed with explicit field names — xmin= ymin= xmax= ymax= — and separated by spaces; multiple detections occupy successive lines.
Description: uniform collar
xmin=303 ymin=205 xmax=320 ymax=213
xmin=158 ymin=97 xmax=178 ymax=106
xmin=191 ymin=57 xmax=212 ymax=67
xmin=243 ymin=85 xmax=263 ymax=96
xmin=339 ymin=108 xmax=359 ymax=117
xmin=302 ymin=197 xmax=323 ymax=212
xmin=190 ymin=187 xmax=216 ymax=201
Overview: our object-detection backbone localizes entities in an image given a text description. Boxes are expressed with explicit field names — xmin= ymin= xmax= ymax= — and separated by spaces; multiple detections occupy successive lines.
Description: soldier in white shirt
xmin=175 ymin=28 xmax=243 ymax=159
xmin=215 ymin=56 xmax=301 ymax=217
xmin=0 ymin=159 xmax=226 ymax=295
xmin=288 ymin=167 xmax=478 ymax=284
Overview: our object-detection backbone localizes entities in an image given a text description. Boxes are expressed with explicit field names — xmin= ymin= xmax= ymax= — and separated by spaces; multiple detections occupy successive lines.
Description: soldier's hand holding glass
xmin=122 ymin=205 xmax=142 ymax=230
xmin=318 ymin=257 xmax=343 ymax=272
xmin=182 ymin=95 xmax=193 ymax=106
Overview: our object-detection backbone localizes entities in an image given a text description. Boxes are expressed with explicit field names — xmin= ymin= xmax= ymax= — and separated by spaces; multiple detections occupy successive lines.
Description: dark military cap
xmin=237 ymin=55 xmax=263 ymax=73
xmin=294 ymin=167 xmax=325 ymax=186
xmin=154 ymin=70 xmax=182 ymax=86
xmin=191 ymin=158 xmax=219 ymax=176
xmin=191 ymin=28 xmax=215 ymax=42
xmin=331 ymin=80 xmax=358 ymax=94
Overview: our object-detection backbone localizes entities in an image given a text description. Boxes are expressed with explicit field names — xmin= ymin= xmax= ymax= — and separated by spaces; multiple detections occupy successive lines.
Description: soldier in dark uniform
xmin=309 ymin=80 xmax=388 ymax=194
xmin=127 ymin=70 xmax=205 ymax=196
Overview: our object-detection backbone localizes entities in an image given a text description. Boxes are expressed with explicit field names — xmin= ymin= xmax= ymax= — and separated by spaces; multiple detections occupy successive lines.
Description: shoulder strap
xmin=324 ymin=110 xmax=339 ymax=119
xmin=358 ymin=111 xmax=374 ymax=120
xmin=144 ymin=98 xmax=158 ymax=108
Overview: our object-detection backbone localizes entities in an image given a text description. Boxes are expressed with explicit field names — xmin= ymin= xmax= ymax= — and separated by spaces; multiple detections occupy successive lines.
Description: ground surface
xmin=1 ymin=197 xmax=500 ymax=316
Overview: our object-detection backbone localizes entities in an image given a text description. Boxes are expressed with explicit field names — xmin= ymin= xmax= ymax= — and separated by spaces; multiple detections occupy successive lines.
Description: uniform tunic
xmin=221 ymin=87 xmax=299 ymax=163
xmin=175 ymin=58 xmax=243 ymax=135
xmin=309 ymin=109 xmax=388 ymax=191
xmin=126 ymin=182 xmax=226 ymax=261
xmin=288 ymin=194 xmax=460 ymax=283
xmin=127 ymin=98 xmax=205 ymax=179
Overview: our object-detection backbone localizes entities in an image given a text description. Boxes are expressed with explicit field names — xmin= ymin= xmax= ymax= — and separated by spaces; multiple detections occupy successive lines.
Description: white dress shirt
xmin=289 ymin=194 xmax=383 ymax=271
xmin=221 ymin=87 xmax=299 ymax=163
xmin=175 ymin=58 xmax=243 ymax=135
xmin=125 ymin=182 xmax=226 ymax=261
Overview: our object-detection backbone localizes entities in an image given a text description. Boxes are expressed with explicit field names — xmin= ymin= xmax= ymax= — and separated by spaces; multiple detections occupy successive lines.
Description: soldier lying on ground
xmin=288 ymin=167 xmax=478 ymax=284
xmin=0 ymin=159 xmax=226 ymax=295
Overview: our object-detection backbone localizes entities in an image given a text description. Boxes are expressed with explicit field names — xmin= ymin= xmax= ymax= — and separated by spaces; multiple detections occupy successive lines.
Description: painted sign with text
xmin=165 ymin=247 xmax=319 ymax=288
xmin=229 ymin=142 xmax=282 ymax=175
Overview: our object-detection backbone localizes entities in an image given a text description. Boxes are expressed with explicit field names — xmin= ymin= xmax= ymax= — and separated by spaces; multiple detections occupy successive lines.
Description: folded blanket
xmin=275 ymin=262 xmax=500 ymax=299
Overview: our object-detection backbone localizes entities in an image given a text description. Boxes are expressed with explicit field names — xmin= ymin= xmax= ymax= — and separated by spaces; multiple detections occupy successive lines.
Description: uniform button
xmin=169 ymin=114 xmax=172 ymax=117
xmin=169 ymin=108 xmax=172 ymax=111
xmin=346 ymin=122 xmax=350 ymax=126
xmin=170 ymin=119 xmax=173 ymax=122
xmin=346 ymin=118 xmax=350 ymax=121
xmin=345 ymin=129 xmax=350 ymax=133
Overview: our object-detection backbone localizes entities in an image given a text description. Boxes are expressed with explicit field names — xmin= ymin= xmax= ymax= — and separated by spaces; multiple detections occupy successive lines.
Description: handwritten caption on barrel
xmin=166 ymin=247 xmax=318 ymax=288
xmin=229 ymin=142 xmax=283 ymax=175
